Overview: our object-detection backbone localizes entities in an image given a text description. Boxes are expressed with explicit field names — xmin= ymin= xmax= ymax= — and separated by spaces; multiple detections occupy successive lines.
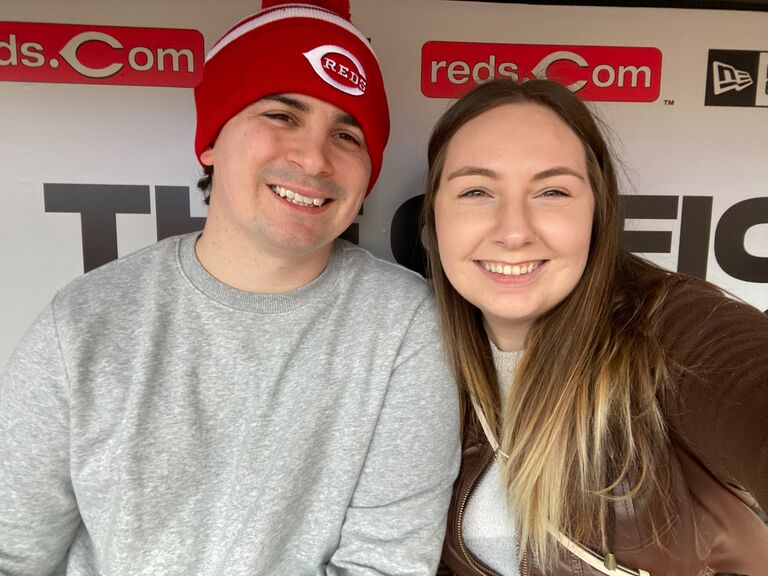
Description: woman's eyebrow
xmin=446 ymin=166 xmax=499 ymax=181
xmin=531 ymin=166 xmax=585 ymax=181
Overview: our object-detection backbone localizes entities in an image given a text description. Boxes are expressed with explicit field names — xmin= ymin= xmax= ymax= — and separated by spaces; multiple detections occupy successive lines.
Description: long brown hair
xmin=422 ymin=79 xmax=673 ymax=566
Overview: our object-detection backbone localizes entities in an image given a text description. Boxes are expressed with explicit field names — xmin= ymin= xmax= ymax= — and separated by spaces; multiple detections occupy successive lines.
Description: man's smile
xmin=269 ymin=184 xmax=328 ymax=207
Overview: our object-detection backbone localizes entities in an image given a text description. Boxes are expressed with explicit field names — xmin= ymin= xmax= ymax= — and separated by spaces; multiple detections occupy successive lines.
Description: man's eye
xmin=336 ymin=131 xmax=362 ymax=147
xmin=265 ymin=112 xmax=294 ymax=123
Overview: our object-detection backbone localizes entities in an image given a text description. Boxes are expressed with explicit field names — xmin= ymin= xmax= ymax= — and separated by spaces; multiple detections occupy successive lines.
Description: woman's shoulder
xmin=617 ymin=253 xmax=764 ymax=334
xmin=657 ymin=272 xmax=768 ymax=509
xmin=655 ymin=271 xmax=765 ymax=338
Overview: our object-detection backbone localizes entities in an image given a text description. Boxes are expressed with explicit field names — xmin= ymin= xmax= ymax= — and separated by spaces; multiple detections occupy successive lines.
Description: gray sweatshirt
xmin=0 ymin=233 xmax=460 ymax=576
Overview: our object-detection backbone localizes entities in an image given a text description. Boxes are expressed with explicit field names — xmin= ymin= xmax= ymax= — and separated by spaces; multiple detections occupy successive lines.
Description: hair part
xmin=421 ymin=78 xmax=673 ymax=567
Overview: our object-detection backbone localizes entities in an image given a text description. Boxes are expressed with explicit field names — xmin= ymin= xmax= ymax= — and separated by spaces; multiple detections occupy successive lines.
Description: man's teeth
xmin=271 ymin=185 xmax=326 ymax=207
xmin=483 ymin=261 xmax=539 ymax=276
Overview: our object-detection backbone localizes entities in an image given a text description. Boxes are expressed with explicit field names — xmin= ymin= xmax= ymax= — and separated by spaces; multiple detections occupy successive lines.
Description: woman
xmin=422 ymin=78 xmax=768 ymax=576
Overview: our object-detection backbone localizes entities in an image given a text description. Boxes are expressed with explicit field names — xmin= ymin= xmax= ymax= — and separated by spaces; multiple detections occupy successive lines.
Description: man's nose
xmin=286 ymin=129 xmax=334 ymax=177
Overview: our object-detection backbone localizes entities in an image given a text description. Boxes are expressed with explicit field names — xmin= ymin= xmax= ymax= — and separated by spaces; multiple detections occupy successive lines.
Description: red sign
xmin=422 ymin=41 xmax=662 ymax=102
xmin=0 ymin=22 xmax=203 ymax=87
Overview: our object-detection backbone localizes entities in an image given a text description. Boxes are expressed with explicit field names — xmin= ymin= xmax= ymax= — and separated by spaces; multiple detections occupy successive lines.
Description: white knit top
xmin=462 ymin=342 xmax=521 ymax=575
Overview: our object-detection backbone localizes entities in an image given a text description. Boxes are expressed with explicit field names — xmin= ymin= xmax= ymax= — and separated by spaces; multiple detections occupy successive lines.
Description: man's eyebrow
xmin=446 ymin=166 xmax=499 ymax=181
xmin=335 ymin=112 xmax=361 ymax=129
xmin=260 ymin=94 xmax=309 ymax=112
xmin=260 ymin=94 xmax=361 ymax=129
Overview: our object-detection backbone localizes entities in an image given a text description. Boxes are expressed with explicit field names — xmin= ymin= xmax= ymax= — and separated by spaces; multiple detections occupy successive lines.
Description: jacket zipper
xmin=519 ymin=547 xmax=529 ymax=576
xmin=456 ymin=448 xmax=496 ymax=575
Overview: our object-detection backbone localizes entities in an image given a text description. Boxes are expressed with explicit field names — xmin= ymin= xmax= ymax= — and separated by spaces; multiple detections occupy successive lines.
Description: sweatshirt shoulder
xmin=52 ymin=235 xmax=184 ymax=313
xmin=336 ymin=240 xmax=432 ymax=300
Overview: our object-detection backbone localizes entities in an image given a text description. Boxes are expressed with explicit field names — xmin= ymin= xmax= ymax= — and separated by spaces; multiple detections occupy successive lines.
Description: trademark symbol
xmin=664 ymin=99 xmax=675 ymax=106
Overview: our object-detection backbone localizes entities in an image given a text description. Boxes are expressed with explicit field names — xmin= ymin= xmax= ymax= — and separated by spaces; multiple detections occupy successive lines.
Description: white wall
xmin=2 ymin=0 xmax=766 ymax=366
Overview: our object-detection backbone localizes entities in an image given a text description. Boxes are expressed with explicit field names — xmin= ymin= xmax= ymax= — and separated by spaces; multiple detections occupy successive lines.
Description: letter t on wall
xmin=43 ymin=183 xmax=150 ymax=272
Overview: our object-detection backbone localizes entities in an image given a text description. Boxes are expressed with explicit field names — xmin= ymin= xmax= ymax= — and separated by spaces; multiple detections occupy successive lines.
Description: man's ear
xmin=200 ymin=147 xmax=214 ymax=167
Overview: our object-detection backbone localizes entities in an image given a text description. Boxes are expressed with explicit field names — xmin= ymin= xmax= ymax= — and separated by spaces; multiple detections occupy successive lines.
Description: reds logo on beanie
xmin=194 ymin=0 xmax=390 ymax=195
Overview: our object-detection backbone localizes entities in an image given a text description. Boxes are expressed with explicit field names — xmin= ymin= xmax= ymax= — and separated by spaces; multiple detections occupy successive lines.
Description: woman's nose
xmin=491 ymin=199 xmax=538 ymax=249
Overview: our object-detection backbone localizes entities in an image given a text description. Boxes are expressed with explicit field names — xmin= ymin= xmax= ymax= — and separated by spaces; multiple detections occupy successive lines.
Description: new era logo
xmin=705 ymin=49 xmax=768 ymax=107
xmin=712 ymin=61 xmax=753 ymax=94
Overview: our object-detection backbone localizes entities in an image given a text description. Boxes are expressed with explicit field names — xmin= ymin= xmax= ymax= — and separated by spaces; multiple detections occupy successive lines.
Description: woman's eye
xmin=459 ymin=188 xmax=487 ymax=198
xmin=540 ymin=188 xmax=569 ymax=198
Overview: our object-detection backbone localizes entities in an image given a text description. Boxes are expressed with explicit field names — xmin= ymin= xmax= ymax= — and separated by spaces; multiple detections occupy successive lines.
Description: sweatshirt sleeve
xmin=0 ymin=303 xmax=81 ymax=575
xmin=659 ymin=277 xmax=768 ymax=510
xmin=325 ymin=300 xmax=462 ymax=576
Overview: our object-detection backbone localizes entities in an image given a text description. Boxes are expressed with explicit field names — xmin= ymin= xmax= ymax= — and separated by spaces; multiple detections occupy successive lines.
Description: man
xmin=0 ymin=2 xmax=460 ymax=574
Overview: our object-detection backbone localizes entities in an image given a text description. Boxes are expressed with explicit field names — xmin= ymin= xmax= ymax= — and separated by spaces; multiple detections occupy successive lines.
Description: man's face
xmin=200 ymin=93 xmax=371 ymax=262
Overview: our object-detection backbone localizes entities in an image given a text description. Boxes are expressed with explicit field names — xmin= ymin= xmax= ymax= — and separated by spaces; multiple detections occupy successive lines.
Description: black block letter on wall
xmin=715 ymin=197 xmax=768 ymax=283
xmin=44 ymin=183 xmax=150 ymax=272
xmin=155 ymin=186 xmax=206 ymax=241
xmin=619 ymin=195 xmax=677 ymax=254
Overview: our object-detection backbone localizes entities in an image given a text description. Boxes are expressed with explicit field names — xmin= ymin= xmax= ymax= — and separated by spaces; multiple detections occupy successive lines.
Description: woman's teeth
xmin=483 ymin=261 xmax=539 ymax=276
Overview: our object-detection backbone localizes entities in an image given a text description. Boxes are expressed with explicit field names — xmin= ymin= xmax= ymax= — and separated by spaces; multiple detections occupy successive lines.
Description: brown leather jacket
xmin=439 ymin=276 xmax=768 ymax=576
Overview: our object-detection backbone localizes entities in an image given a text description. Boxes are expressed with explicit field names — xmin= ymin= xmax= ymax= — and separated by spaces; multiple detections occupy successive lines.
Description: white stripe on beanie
xmin=206 ymin=4 xmax=375 ymax=63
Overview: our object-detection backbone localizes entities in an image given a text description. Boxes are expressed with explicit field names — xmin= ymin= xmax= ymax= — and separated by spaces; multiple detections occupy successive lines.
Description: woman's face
xmin=434 ymin=103 xmax=595 ymax=351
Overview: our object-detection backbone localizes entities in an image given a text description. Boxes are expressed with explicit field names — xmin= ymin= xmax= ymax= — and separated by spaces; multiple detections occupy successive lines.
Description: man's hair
xmin=197 ymin=166 xmax=213 ymax=205
xmin=421 ymin=78 xmax=674 ymax=567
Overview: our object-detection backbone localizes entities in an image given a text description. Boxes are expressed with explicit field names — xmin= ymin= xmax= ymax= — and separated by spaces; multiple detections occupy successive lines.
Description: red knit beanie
xmin=194 ymin=0 xmax=390 ymax=195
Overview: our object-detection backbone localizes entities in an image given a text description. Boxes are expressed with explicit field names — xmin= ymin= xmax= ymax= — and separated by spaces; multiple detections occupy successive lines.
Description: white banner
xmin=2 ymin=0 xmax=767 ymax=366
